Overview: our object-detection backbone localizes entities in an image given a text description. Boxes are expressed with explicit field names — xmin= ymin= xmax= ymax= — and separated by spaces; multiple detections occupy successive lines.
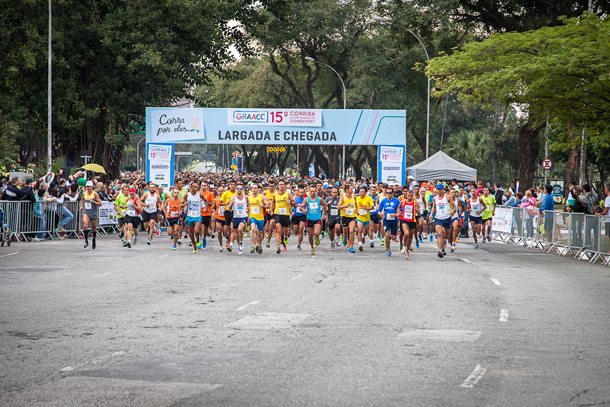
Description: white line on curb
xmin=499 ymin=309 xmax=509 ymax=322
xmin=0 ymin=252 xmax=19 ymax=258
xmin=460 ymin=365 xmax=487 ymax=388
xmin=490 ymin=278 xmax=501 ymax=286
xmin=237 ymin=300 xmax=260 ymax=311
xmin=459 ymin=258 xmax=473 ymax=264
xmin=157 ymin=253 xmax=169 ymax=259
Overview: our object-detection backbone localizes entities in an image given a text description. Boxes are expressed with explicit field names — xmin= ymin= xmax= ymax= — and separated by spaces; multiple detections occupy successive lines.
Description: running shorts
xmin=400 ymin=220 xmax=417 ymax=230
xmin=434 ymin=218 xmax=452 ymax=229
xmin=306 ymin=219 xmax=322 ymax=228
xmin=482 ymin=217 xmax=492 ymax=224
xmin=292 ymin=215 xmax=306 ymax=226
xmin=357 ymin=219 xmax=370 ymax=227
xmin=141 ymin=211 xmax=157 ymax=223
xmin=186 ymin=216 xmax=202 ymax=227
xmin=167 ymin=217 xmax=180 ymax=227
xmin=328 ymin=217 xmax=340 ymax=230
xmin=274 ymin=214 xmax=291 ymax=228
xmin=224 ymin=210 xmax=234 ymax=226
xmin=125 ymin=215 xmax=141 ymax=229
xmin=384 ymin=219 xmax=398 ymax=236
xmin=341 ymin=216 xmax=356 ymax=227
xmin=250 ymin=218 xmax=265 ymax=231
xmin=201 ymin=215 xmax=211 ymax=228
xmin=232 ymin=217 xmax=247 ymax=229
xmin=470 ymin=215 xmax=483 ymax=225
xmin=370 ymin=213 xmax=380 ymax=224
xmin=117 ymin=217 xmax=127 ymax=228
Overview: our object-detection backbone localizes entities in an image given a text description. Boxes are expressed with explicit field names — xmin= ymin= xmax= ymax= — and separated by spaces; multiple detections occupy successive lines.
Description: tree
xmin=427 ymin=13 xmax=610 ymax=187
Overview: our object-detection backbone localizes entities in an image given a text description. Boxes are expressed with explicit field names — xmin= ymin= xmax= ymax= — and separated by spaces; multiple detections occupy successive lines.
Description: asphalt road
xmin=0 ymin=233 xmax=609 ymax=406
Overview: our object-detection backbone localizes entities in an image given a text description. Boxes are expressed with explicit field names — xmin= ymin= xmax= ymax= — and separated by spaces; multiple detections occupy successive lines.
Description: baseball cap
xmin=86 ymin=180 xmax=94 ymax=187
xmin=436 ymin=183 xmax=445 ymax=190
xmin=407 ymin=175 xmax=414 ymax=180
xmin=129 ymin=187 xmax=136 ymax=194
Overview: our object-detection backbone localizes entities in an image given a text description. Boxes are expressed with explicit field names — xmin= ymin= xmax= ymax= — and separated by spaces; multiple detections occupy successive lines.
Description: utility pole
xmin=47 ymin=0 xmax=52 ymax=172
xmin=544 ymin=113 xmax=549 ymax=186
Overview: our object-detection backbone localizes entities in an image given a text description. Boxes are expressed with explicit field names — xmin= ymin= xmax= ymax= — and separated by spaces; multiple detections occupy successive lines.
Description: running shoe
xmin=401 ymin=246 xmax=405 ymax=254
xmin=404 ymin=249 xmax=410 ymax=259
xmin=349 ymin=247 xmax=356 ymax=253
xmin=126 ymin=242 xmax=131 ymax=248
xmin=282 ymin=244 xmax=287 ymax=252
xmin=283 ymin=236 xmax=289 ymax=246
xmin=475 ymin=244 xmax=479 ymax=249
xmin=358 ymin=244 xmax=363 ymax=252
xmin=257 ymin=245 xmax=263 ymax=254
xmin=92 ymin=239 xmax=96 ymax=250
xmin=429 ymin=235 xmax=433 ymax=242
xmin=177 ymin=240 xmax=182 ymax=246
xmin=277 ymin=246 xmax=281 ymax=254
xmin=419 ymin=237 xmax=424 ymax=243
xmin=147 ymin=239 xmax=151 ymax=245
xmin=442 ymin=249 xmax=447 ymax=256
xmin=211 ymin=234 xmax=215 ymax=239
xmin=438 ymin=250 xmax=443 ymax=258
xmin=487 ymin=235 xmax=491 ymax=242
xmin=266 ymin=242 xmax=270 ymax=248
xmin=250 ymin=246 xmax=255 ymax=254
xmin=450 ymin=244 xmax=455 ymax=253
xmin=330 ymin=242 xmax=335 ymax=251
xmin=219 ymin=247 xmax=224 ymax=252
xmin=342 ymin=237 xmax=347 ymax=246
xmin=370 ymin=241 xmax=374 ymax=248
xmin=122 ymin=241 xmax=129 ymax=247
xmin=415 ymin=241 xmax=420 ymax=249
xmin=84 ymin=241 xmax=89 ymax=249
xmin=172 ymin=245 xmax=176 ymax=250
xmin=315 ymin=236 xmax=320 ymax=247
xmin=311 ymin=247 xmax=316 ymax=256
xmin=239 ymin=244 xmax=244 ymax=252
xmin=197 ymin=241 xmax=203 ymax=250
xmin=297 ymin=245 xmax=301 ymax=250
xmin=202 ymin=238 xmax=207 ymax=248
xmin=238 ymin=246 xmax=243 ymax=255
xmin=227 ymin=243 xmax=233 ymax=253
xmin=386 ymin=250 xmax=392 ymax=257
xmin=193 ymin=248 xmax=198 ymax=253
xmin=133 ymin=236 xmax=137 ymax=245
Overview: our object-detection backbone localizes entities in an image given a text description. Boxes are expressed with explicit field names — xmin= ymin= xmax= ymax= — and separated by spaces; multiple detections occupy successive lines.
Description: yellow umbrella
xmin=81 ymin=163 xmax=107 ymax=174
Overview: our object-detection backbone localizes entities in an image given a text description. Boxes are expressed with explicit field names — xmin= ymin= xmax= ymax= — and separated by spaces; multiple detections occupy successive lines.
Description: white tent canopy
xmin=407 ymin=151 xmax=476 ymax=181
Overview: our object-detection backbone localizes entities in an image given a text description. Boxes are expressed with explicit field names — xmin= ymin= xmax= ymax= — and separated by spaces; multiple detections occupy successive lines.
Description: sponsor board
xmin=146 ymin=143 xmax=174 ymax=188
xmin=378 ymin=145 xmax=406 ymax=185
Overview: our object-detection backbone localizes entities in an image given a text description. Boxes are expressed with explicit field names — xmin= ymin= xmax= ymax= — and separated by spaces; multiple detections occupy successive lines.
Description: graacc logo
xmin=233 ymin=110 xmax=269 ymax=123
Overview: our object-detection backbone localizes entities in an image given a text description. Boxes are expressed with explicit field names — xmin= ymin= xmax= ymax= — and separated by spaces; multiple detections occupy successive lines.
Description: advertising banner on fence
xmin=492 ymin=207 xmax=514 ymax=234
xmin=377 ymin=145 xmax=406 ymax=185
xmin=98 ymin=201 xmax=118 ymax=226
xmin=146 ymin=107 xmax=406 ymax=146
xmin=146 ymin=143 xmax=174 ymax=188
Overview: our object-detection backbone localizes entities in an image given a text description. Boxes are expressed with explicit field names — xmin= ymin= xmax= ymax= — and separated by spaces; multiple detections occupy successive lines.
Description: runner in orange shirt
xmin=197 ymin=182 xmax=215 ymax=249
xmin=214 ymin=186 xmax=227 ymax=252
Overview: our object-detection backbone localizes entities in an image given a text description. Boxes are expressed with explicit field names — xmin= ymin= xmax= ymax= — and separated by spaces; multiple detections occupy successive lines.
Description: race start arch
xmin=145 ymin=107 xmax=406 ymax=186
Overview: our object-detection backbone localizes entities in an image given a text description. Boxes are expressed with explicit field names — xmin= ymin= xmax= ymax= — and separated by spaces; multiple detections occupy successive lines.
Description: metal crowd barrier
xmin=491 ymin=206 xmax=610 ymax=267
xmin=0 ymin=200 xmax=119 ymax=243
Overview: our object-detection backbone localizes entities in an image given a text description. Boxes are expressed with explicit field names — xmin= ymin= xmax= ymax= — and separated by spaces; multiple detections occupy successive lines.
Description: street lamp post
xmin=136 ymin=137 xmax=145 ymax=171
xmin=372 ymin=16 xmax=430 ymax=159
xmin=305 ymin=56 xmax=347 ymax=179
xmin=47 ymin=0 xmax=52 ymax=172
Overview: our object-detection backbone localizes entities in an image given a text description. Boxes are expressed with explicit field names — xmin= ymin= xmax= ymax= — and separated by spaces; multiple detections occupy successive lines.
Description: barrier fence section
xmin=491 ymin=206 xmax=610 ymax=267
xmin=0 ymin=200 xmax=119 ymax=242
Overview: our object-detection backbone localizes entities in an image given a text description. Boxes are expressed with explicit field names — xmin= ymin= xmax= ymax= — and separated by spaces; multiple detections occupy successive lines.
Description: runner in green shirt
xmin=480 ymin=187 xmax=496 ymax=242
xmin=113 ymin=185 xmax=130 ymax=243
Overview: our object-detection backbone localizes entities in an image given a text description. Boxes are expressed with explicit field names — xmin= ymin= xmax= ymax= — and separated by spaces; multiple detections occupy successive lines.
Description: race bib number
xmin=200 ymin=200 xmax=206 ymax=208
xmin=278 ymin=207 xmax=288 ymax=215
xmin=309 ymin=202 xmax=319 ymax=210
xmin=330 ymin=208 xmax=338 ymax=216
xmin=404 ymin=206 xmax=413 ymax=218
xmin=386 ymin=213 xmax=395 ymax=220
xmin=358 ymin=208 xmax=368 ymax=216
xmin=251 ymin=206 xmax=261 ymax=215
xmin=85 ymin=202 xmax=92 ymax=210
xmin=170 ymin=211 xmax=181 ymax=218
xmin=218 ymin=205 xmax=225 ymax=212
xmin=296 ymin=207 xmax=304 ymax=214
xmin=345 ymin=208 xmax=354 ymax=216
xmin=187 ymin=209 xmax=199 ymax=218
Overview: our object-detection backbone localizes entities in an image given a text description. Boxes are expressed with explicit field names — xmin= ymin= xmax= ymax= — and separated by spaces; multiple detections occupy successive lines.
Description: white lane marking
xmin=157 ymin=253 xmax=169 ymax=259
xmin=95 ymin=270 xmax=117 ymax=278
xmin=460 ymin=365 xmax=488 ymax=388
xmin=228 ymin=313 xmax=311 ymax=330
xmin=60 ymin=350 xmax=127 ymax=372
xmin=490 ymin=278 xmax=501 ymax=286
xmin=291 ymin=273 xmax=303 ymax=280
xmin=236 ymin=300 xmax=260 ymax=311
xmin=0 ymin=252 xmax=19 ymax=258
xmin=459 ymin=258 xmax=473 ymax=264
xmin=499 ymin=309 xmax=510 ymax=322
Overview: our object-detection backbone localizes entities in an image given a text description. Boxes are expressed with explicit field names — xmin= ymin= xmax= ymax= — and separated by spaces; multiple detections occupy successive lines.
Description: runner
xmin=227 ymin=183 xmax=249 ymax=254
xmin=292 ymin=186 xmax=307 ymax=250
xmin=449 ymin=188 xmax=465 ymax=253
xmin=480 ymin=186 xmax=496 ymax=242
xmin=338 ymin=184 xmax=357 ymax=253
xmin=272 ymin=180 xmax=294 ymax=254
xmin=164 ymin=188 xmax=184 ymax=250
xmin=80 ymin=180 xmax=102 ymax=249
xmin=184 ymin=182 xmax=202 ymax=253
xmin=378 ymin=188 xmax=400 ymax=257
xmin=368 ymin=184 xmax=380 ymax=247
xmin=325 ymin=187 xmax=341 ymax=251
xmin=467 ymin=190 xmax=487 ymax=249
xmin=398 ymin=188 xmax=419 ymax=259
xmin=221 ymin=180 xmax=237 ymax=249
xmin=355 ymin=186 xmax=374 ymax=252
xmin=264 ymin=183 xmax=276 ymax=248
xmin=429 ymin=184 xmax=455 ymax=258
xmin=113 ymin=185 xmax=130 ymax=244
xmin=141 ymin=182 xmax=161 ymax=245
xmin=248 ymin=183 xmax=269 ymax=254
xmin=198 ymin=182 xmax=215 ymax=249
xmin=123 ymin=186 xmax=142 ymax=248
xmin=415 ymin=186 xmax=427 ymax=247
xmin=214 ymin=186 xmax=227 ymax=251
xmin=302 ymin=184 xmax=327 ymax=255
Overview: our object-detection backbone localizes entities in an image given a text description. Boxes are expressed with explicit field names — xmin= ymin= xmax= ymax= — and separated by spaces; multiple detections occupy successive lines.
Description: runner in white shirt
xmin=141 ymin=182 xmax=161 ymax=245
xmin=227 ymin=183 xmax=249 ymax=255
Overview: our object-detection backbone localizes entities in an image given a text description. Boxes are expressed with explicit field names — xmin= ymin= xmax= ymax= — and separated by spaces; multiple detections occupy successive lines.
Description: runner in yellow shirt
xmin=272 ymin=180 xmax=294 ymax=254
xmin=338 ymin=184 xmax=357 ymax=253
xmin=355 ymin=186 xmax=374 ymax=252
xmin=248 ymin=184 xmax=270 ymax=254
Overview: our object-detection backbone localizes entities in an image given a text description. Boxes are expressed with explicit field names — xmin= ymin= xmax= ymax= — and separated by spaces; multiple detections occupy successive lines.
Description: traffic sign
xmin=542 ymin=158 xmax=553 ymax=170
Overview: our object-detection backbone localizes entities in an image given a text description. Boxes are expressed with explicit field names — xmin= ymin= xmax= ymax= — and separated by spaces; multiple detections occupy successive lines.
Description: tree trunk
xmin=565 ymin=146 xmax=580 ymax=194
xmin=517 ymin=121 xmax=541 ymax=189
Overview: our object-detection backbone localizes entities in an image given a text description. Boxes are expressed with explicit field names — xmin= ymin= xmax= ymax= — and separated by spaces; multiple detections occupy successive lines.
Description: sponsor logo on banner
xmin=151 ymin=164 xmax=169 ymax=170
xmin=380 ymin=146 xmax=403 ymax=162
xmin=228 ymin=109 xmax=322 ymax=127
xmin=149 ymin=145 xmax=171 ymax=161
xmin=98 ymin=201 xmax=118 ymax=226
xmin=491 ymin=207 xmax=514 ymax=234
xmin=150 ymin=108 xmax=204 ymax=142
xmin=383 ymin=166 xmax=400 ymax=171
